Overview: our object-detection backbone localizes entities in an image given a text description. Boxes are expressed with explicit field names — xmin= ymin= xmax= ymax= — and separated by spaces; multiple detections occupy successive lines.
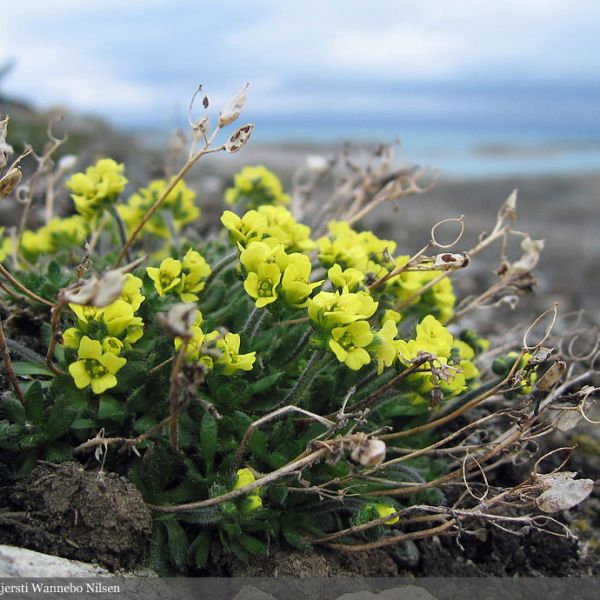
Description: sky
xmin=1 ymin=0 xmax=600 ymax=134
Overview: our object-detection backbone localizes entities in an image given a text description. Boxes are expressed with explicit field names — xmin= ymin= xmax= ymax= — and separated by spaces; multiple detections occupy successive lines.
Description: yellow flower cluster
xmin=317 ymin=221 xmax=456 ymax=322
xmin=64 ymin=274 xmax=145 ymax=394
xmin=395 ymin=315 xmax=479 ymax=397
xmin=240 ymin=240 xmax=321 ymax=309
xmin=232 ymin=468 xmax=262 ymax=513
xmin=317 ymin=221 xmax=395 ymax=274
xmin=387 ymin=256 xmax=456 ymax=323
xmin=146 ymin=249 xmax=211 ymax=302
xmin=221 ymin=205 xmax=315 ymax=253
xmin=19 ymin=216 xmax=89 ymax=259
xmin=174 ymin=310 xmax=256 ymax=375
xmin=225 ymin=165 xmax=290 ymax=209
xmin=118 ymin=179 xmax=199 ymax=240
xmin=308 ymin=290 xmax=397 ymax=371
xmin=67 ymin=158 xmax=127 ymax=219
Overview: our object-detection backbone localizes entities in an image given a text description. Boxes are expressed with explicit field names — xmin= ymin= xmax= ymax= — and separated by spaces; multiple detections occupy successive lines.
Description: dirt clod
xmin=0 ymin=462 xmax=152 ymax=570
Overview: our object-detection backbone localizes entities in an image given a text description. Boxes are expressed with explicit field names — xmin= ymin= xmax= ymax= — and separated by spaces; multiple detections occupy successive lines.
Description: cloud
xmin=1 ymin=0 xmax=600 ymax=127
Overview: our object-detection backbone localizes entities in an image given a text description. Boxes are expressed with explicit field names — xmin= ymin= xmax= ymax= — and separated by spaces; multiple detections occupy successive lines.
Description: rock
xmin=0 ymin=544 xmax=109 ymax=576
xmin=386 ymin=540 xmax=421 ymax=569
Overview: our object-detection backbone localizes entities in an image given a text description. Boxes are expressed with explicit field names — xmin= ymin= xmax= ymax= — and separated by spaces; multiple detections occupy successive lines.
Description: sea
xmin=140 ymin=81 xmax=600 ymax=179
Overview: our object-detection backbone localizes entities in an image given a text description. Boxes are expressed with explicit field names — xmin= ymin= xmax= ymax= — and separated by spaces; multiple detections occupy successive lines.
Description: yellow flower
xmin=68 ymin=336 xmax=126 ymax=394
xmin=308 ymin=290 xmax=378 ymax=331
xmin=61 ymin=327 xmax=82 ymax=349
xmin=214 ymin=332 xmax=256 ymax=375
xmin=118 ymin=179 xmax=199 ymax=239
xmin=175 ymin=325 xmax=206 ymax=361
xmin=221 ymin=209 xmax=268 ymax=247
xmin=329 ymin=320 xmax=373 ymax=371
xmin=179 ymin=248 xmax=211 ymax=302
xmin=233 ymin=468 xmax=257 ymax=490
xmin=257 ymin=205 xmax=315 ymax=252
xmin=373 ymin=503 xmax=399 ymax=525
xmin=415 ymin=315 xmax=454 ymax=359
xmin=225 ymin=165 xmax=290 ymax=209
xmin=368 ymin=319 xmax=399 ymax=374
xmin=279 ymin=253 xmax=322 ymax=308
xmin=146 ymin=258 xmax=183 ymax=296
xmin=119 ymin=274 xmax=145 ymax=311
xmin=244 ymin=262 xmax=282 ymax=308
xmin=328 ymin=263 xmax=364 ymax=292
xmin=101 ymin=336 xmax=124 ymax=355
xmin=317 ymin=221 xmax=395 ymax=271
xmin=67 ymin=158 xmax=127 ymax=219
xmin=382 ymin=309 xmax=402 ymax=325
xmin=241 ymin=494 xmax=263 ymax=513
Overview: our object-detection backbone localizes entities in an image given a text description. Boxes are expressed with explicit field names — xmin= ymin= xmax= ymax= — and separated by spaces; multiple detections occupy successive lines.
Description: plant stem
xmin=45 ymin=297 xmax=67 ymax=376
xmin=107 ymin=205 xmax=132 ymax=264
xmin=204 ymin=249 xmax=238 ymax=287
xmin=283 ymin=348 xmax=328 ymax=405
xmin=0 ymin=315 xmax=26 ymax=404
xmin=241 ymin=305 xmax=266 ymax=340
xmin=169 ymin=340 xmax=188 ymax=453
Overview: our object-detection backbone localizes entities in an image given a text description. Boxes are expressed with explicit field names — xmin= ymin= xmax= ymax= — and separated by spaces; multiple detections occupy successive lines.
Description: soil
xmin=0 ymin=462 xmax=152 ymax=570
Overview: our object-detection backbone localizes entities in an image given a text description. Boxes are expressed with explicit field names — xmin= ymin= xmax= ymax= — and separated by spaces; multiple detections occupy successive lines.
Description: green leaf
xmin=282 ymin=520 xmax=309 ymax=550
xmin=44 ymin=443 xmax=73 ymax=463
xmin=133 ymin=415 xmax=157 ymax=435
xmin=268 ymin=485 xmax=289 ymax=506
xmin=164 ymin=521 xmax=189 ymax=570
xmin=25 ymin=381 xmax=45 ymax=424
xmin=180 ymin=507 xmax=222 ymax=525
xmin=239 ymin=534 xmax=267 ymax=557
xmin=114 ymin=360 xmax=147 ymax=393
xmin=98 ymin=395 xmax=128 ymax=425
xmin=70 ymin=418 xmax=97 ymax=430
xmin=12 ymin=362 xmax=54 ymax=377
xmin=1 ymin=394 xmax=26 ymax=424
xmin=45 ymin=391 xmax=86 ymax=441
xmin=47 ymin=260 xmax=63 ymax=286
xmin=189 ymin=531 xmax=211 ymax=569
xmin=200 ymin=413 xmax=218 ymax=473
xmin=247 ymin=372 xmax=283 ymax=396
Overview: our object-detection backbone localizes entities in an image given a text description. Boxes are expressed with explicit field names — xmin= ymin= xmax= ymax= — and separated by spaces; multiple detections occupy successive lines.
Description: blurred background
xmin=1 ymin=0 xmax=599 ymax=314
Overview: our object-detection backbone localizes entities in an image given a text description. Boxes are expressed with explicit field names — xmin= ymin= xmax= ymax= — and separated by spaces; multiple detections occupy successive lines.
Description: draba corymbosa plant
xmin=0 ymin=86 xmax=597 ymax=574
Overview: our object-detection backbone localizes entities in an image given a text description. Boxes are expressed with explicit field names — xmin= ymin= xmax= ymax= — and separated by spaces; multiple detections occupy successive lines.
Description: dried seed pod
xmin=225 ymin=123 xmax=254 ymax=153
xmin=433 ymin=252 xmax=469 ymax=269
xmin=162 ymin=303 xmax=199 ymax=338
xmin=351 ymin=438 xmax=386 ymax=466
xmin=535 ymin=360 xmax=566 ymax=392
xmin=0 ymin=167 xmax=22 ymax=198
xmin=535 ymin=472 xmax=594 ymax=513
xmin=553 ymin=409 xmax=582 ymax=432
xmin=63 ymin=270 xmax=125 ymax=307
xmin=218 ymin=83 xmax=249 ymax=127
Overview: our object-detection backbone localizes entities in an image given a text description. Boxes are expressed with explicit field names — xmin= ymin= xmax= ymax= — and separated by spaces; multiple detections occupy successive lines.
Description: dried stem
xmin=114 ymin=127 xmax=222 ymax=267
xmin=0 ymin=264 xmax=54 ymax=307
xmin=0 ymin=315 xmax=26 ymax=404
